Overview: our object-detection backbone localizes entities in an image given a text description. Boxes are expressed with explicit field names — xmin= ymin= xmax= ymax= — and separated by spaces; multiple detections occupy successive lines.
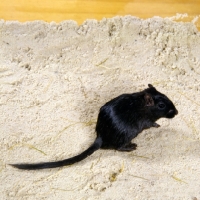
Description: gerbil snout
xmin=167 ymin=109 xmax=178 ymax=118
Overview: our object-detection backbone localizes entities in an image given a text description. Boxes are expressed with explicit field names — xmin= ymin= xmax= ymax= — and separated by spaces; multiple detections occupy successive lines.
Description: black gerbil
xmin=10 ymin=84 xmax=178 ymax=170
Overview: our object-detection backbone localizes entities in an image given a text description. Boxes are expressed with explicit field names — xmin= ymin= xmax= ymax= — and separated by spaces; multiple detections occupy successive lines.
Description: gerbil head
xmin=144 ymin=84 xmax=178 ymax=120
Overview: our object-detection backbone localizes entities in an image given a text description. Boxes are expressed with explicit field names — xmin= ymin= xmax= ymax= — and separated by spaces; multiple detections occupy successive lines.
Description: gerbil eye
xmin=158 ymin=102 xmax=166 ymax=110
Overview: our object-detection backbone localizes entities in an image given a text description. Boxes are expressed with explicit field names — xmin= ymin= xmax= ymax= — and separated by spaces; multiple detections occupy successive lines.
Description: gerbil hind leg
xmin=117 ymin=142 xmax=137 ymax=152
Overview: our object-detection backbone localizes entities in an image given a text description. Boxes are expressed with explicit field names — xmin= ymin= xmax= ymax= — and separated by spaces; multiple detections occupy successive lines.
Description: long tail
xmin=10 ymin=137 xmax=102 ymax=170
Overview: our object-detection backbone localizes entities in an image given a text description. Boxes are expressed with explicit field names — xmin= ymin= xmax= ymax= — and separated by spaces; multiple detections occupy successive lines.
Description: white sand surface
xmin=0 ymin=16 xmax=200 ymax=200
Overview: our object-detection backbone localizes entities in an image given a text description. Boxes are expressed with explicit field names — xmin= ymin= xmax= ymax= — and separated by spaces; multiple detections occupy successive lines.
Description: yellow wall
xmin=0 ymin=0 xmax=199 ymax=29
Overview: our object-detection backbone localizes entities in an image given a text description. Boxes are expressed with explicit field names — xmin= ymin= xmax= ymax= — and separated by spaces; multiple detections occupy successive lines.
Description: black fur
xmin=10 ymin=84 xmax=178 ymax=170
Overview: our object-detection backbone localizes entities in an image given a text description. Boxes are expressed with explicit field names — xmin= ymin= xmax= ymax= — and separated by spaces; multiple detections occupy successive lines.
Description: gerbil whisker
xmin=178 ymin=91 xmax=200 ymax=107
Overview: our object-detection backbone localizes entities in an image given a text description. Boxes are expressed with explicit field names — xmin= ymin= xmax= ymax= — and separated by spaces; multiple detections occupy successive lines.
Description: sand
xmin=0 ymin=16 xmax=200 ymax=200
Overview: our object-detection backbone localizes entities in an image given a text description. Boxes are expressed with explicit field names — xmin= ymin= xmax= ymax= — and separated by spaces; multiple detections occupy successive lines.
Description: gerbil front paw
xmin=153 ymin=123 xmax=160 ymax=128
xmin=117 ymin=143 xmax=137 ymax=152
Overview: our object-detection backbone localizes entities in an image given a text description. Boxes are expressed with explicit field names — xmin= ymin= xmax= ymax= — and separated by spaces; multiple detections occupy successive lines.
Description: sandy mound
xmin=0 ymin=16 xmax=200 ymax=199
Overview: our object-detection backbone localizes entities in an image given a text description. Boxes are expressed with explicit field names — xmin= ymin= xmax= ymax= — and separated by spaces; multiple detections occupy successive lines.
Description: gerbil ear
xmin=148 ymin=84 xmax=154 ymax=88
xmin=144 ymin=93 xmax=154 ymax=106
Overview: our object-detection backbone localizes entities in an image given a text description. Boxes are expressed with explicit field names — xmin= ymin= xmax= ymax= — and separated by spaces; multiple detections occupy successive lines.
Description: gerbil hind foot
xmin=117 ymin=143 xmax=137 ymax=152
xmin=152 ymin=123 xmax=160 ymax=128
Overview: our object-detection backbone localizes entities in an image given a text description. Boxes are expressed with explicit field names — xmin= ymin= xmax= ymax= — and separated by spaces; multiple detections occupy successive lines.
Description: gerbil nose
xmin=168 ymin=109 xmax=178 ymax=115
